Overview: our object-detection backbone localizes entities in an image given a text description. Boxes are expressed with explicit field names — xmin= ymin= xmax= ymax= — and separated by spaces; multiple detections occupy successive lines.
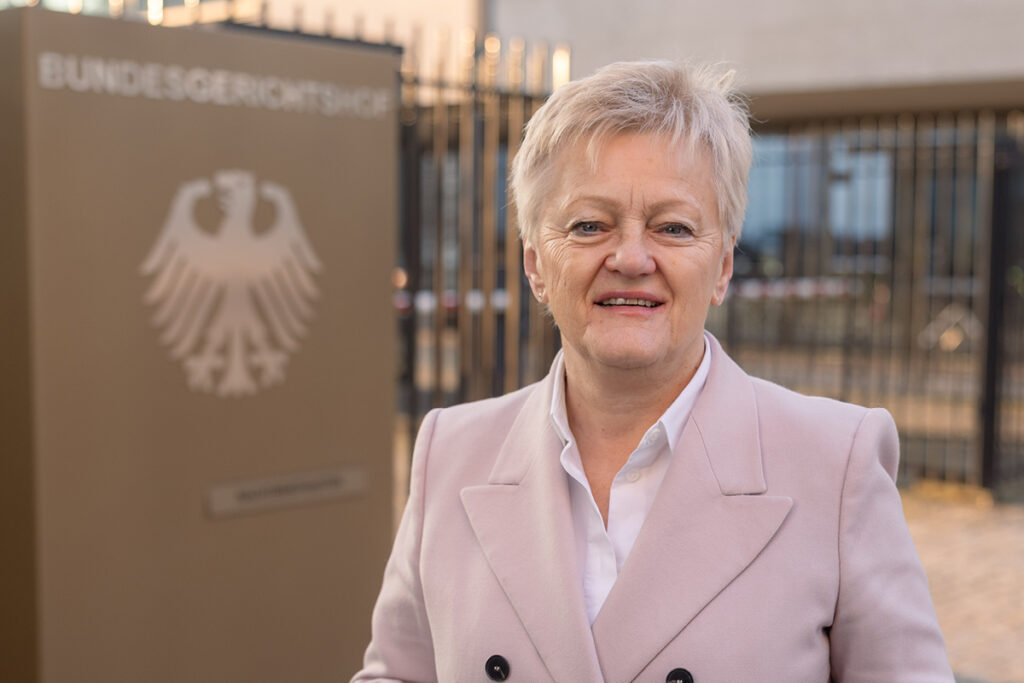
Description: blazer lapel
xmin=592 ymin=339 xmax=793 ymax=683
xmin=460 ymin=369 xmax=604 ymax=683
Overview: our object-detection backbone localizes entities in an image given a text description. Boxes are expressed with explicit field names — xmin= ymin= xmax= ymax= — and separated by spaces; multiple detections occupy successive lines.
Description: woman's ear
xmin=522 ymin=242 xmax=548 ymax=303
xmin=711 ymin=234 xmax=736 ymax=306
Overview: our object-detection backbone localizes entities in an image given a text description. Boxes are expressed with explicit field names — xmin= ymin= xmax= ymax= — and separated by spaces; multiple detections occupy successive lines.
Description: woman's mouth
xmin=597 ymin=297 xmax=662 ymax=308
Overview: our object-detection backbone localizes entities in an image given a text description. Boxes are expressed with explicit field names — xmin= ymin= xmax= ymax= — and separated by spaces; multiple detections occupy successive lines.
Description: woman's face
xmin=523 ymin=132 xmax=734 ymax=380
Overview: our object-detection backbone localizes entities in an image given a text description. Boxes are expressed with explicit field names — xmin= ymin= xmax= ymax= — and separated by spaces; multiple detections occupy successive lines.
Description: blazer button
xmin=666 ymin=668 xmax=694 ymax=683
xmin=485 ymin=654 xmax=510 ymax=681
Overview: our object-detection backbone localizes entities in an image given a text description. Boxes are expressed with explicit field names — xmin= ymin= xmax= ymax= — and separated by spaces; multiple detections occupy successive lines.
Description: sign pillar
xmin=0 ymin=9 xmax=399 ymax=682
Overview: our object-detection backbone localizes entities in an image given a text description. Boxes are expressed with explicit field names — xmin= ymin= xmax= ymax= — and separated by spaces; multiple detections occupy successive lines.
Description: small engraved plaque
xmin=206 ymin=466 xmax=368 ymax=518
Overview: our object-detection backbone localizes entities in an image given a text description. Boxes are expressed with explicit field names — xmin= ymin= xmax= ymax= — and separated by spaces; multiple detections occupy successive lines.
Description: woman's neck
xmin=562 ymin=351 xmax=699 ymax=459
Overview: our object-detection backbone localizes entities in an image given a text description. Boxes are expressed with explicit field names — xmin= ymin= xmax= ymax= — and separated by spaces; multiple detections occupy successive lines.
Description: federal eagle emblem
xmin=140 ymin=170 xmax=322 ymax=397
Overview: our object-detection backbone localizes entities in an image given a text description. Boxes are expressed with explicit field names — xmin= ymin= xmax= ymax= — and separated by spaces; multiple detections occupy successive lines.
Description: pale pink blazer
xmin=354 ymin=336 xmax=953 ymax=682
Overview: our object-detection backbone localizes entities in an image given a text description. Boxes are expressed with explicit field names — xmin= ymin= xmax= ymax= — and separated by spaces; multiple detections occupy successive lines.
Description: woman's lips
xmin=596 ymin=297 xmax=661 ymax=307
xmin=595 ymin=292 xmax=665 ymax=308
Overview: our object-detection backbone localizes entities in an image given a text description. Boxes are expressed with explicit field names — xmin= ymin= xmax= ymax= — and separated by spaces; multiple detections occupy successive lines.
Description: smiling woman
xmin=524 ymin=133 xmax=733 ymax=395
xmin=354 ymin=61 xmax=955 ymax=683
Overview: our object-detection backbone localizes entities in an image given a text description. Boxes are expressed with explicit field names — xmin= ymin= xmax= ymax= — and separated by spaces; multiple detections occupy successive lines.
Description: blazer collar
xmin=591 ymin=335 xmax=792 ymax=681
xmin=460 ymin=366 xmax=604 ymax=682
xmin=461 ymin=337 xmax=792 ymax=683
xmin=693 ymin=333 xmax=769 ymax=495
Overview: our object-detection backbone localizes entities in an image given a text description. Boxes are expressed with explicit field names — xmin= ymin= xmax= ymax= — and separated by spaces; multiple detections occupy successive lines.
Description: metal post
xmin=981 ymin=142 xmax=1013 ymax=491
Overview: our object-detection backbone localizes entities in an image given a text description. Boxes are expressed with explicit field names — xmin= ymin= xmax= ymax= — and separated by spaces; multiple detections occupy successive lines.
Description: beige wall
xmin=490 ymin=0 xmax=1024 ymax=95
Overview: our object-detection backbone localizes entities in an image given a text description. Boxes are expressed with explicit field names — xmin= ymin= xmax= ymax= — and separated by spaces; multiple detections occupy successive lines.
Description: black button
xmin=666 ymin=668 xmax=693 ymax=683
xmin=485 ymin=654 xmax=510 ymax=681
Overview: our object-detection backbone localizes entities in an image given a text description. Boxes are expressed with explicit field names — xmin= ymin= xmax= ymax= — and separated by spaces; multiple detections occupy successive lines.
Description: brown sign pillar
xmin=0 ymin=9 xmax=398 ymax=682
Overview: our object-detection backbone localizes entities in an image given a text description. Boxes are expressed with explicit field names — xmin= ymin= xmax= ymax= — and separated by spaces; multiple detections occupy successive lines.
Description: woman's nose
xmin=606 ymin=229 xmax=655 ymax=277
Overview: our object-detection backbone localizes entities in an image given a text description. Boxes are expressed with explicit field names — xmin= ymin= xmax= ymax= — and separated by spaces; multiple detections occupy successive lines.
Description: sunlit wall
xmin=490 ymin=0 xmax=1024 ymax=94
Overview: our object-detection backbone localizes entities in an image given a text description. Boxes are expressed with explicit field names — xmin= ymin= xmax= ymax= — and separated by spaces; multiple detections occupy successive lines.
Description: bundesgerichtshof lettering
xmin=37 ymin=51 xmax=393 ymax=120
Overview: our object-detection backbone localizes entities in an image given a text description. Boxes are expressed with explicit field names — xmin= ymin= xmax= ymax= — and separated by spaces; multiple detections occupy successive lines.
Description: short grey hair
xmin=509 ymin=60 xmax=753 ymax=244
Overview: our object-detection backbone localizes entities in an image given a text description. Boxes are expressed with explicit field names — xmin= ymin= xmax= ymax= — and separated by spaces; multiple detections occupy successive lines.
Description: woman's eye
xmin=571 ymin=221 xmax=603 ymax=235
xmin=661 ymin=223 xmax=693 ymax=236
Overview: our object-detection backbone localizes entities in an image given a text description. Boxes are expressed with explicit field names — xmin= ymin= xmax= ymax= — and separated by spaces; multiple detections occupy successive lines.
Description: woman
xmin=354 ymin=61 xmax=953 ymax=682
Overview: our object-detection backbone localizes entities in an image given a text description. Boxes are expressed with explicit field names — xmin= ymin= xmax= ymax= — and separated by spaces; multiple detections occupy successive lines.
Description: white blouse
xmin=548 ymin=335 xmax=712 ymax=624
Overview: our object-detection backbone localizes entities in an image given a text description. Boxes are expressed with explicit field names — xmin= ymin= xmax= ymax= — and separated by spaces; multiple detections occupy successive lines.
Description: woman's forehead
xmin=547 ymin=133 xmax=716 ymax=203
xmin=545 ymin=131 xmax=711 ymax=189
xmin=574 ymin=129 xmax=706 ymax=168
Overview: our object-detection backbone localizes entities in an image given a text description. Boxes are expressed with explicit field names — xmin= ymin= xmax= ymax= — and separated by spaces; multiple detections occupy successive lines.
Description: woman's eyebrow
xmin=562 ymin=194 xmax=704 ymax=218
xmin=642 ymin=197 xmax=704 ymax=217
xmin=559 ymin=194 xmax=621 ymax=214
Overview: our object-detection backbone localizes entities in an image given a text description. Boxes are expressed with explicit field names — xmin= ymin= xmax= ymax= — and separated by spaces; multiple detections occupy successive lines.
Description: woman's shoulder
xmin=744 ymin=373 xmax=898 ymax=478
xmin=741 ymin=373 xmax=901 ymax=500
xmin=409 ymin=379 xmax=549 ymax=496
xmin=747 ymin=374 xmax=886 ymax=434
xmin=429 ymin=380 xmax=542 ymax=433
xmin=415 ymin=379 xmax=546 ymax=461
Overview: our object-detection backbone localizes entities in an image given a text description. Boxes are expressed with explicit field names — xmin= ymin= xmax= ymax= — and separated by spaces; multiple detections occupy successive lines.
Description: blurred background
xmin=1 ymin=0 xmax=1022 ymax=681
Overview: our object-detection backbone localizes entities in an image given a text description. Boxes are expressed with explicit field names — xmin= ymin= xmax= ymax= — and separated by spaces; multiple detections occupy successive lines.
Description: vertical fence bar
xmin=911 ymin=115 xmax=935 ymax=476
xmin=877 ymin=116 xmax=899 ymax=420
xmin=812 ymin=124 xmax=831 ymax=391
xmin=982 ymin=140 xmax=1011 ymax=491
xmin=891 ymin=114 xmax=917 ymax=478
xmin=431 ymin=31 xmax=450 ymax=408
xmin=976 ymin=112 xmax=999 ymax=488
xmin=837 ymin=118 xmax=857 ymax=403
xmin=479 ymin=35 xmax=501 ymax=396
xmin=778 ymin=125 xmax=802 ymax=375
xmin=457 ymin=29 xmax=478 ymax=399
xmin=859 ymin=117 xmax=882 ymax=407
xmin=953 ymin=113 xmax=975 ymax=481
xmin=934 ymin=113 xmax=956 ymax=479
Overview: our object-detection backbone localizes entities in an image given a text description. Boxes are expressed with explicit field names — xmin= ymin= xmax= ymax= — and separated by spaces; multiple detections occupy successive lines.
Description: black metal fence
xmin=396 ymin=52 xmax=1024 ymax=497
xmin=703 ymin=115 xmax=1024 ymax=496
xmin=395 ymin=36 xmax=563 ymax=416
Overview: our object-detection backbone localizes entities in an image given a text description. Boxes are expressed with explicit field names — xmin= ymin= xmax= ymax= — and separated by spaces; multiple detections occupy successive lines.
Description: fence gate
xmin=396 ymin=36 xmax=563 ymax=428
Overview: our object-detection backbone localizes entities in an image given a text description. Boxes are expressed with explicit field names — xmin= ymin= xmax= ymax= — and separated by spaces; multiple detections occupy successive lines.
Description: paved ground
xmin=902 ymin=483 xmax=1024 ymax=683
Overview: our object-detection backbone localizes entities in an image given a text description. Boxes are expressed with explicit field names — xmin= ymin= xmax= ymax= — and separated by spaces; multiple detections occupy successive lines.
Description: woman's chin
xmin=574 ymin=341 xmax=671 ymax=373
